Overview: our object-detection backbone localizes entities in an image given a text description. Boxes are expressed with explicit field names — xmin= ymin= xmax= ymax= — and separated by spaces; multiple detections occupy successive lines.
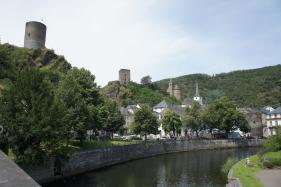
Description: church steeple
xmin=195 ymin=81 xmax=200 ymax=97
xmin=193 ymin=81 xmax=203 ymax=105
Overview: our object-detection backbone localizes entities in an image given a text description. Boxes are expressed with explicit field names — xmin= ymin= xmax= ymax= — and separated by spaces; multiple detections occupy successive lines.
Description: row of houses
xmin=120 ymin=81 xmax=205 ymax=137
xmin=120 ymin=80 xmax=281 ymax=138
xmin=120 ymin=101 xmax=281 ymax=138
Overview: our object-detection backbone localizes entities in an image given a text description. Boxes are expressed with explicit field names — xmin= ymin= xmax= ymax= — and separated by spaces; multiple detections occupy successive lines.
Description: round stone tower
xmin=24 ymin=21 xmax=47 ymax=49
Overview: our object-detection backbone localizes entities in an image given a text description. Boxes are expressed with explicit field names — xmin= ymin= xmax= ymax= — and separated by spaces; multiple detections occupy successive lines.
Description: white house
xmin=265 ymin=106 xmax=281 ymax=136
xmin=120 ymin=104 xmax=141 ymax=134
xmin=153 ymin=100 xmax=172 ymax=137
xmin=153 ymin=100 xmax=186 ymax=137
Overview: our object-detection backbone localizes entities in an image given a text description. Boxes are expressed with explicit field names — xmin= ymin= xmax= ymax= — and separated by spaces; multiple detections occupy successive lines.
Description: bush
xmin=221 ymin=158 xmax=237 ymax=175
xmin=262 ymin=151 xmax=281 ymax=168
xmin=264 ymin=127 xmax=281 ymax=152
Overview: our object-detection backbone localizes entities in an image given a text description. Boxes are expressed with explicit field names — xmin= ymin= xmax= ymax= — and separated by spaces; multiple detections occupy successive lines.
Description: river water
xmin=46 ymin=147 xmax=261 ymax=187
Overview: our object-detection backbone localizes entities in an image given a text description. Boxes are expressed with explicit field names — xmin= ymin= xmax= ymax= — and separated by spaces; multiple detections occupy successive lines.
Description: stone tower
xmin=166 ymin=80 xmax=181 ymax=100
xmin=24 ymin=21 xmax=47 ymax=49
xmin=193 ymin=81 xmax=203 ymax=105
xmin=167 ymin=80 xmax=173 ymax=96
xmin=173 ymin=84 xmax=181 ymax=100
xmin=119 ymin=69 xmax=130 ymax=86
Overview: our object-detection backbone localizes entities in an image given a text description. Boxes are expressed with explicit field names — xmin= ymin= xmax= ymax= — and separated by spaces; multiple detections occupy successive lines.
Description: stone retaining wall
xmin=22 ymin=139 xmax=264 ymax=184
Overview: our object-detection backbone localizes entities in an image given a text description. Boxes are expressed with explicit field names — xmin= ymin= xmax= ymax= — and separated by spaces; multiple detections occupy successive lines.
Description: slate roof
xmin=238 ymin=107 xmax=260 ymax=114
xmin=270 ymin=107 xmax=281 ymax=114
xmin=260 ymin=106 xmax=274 ymax=114
xmin=182 ymin=98 xmax=193 ymax=106
xmin=153 ymin=100 xmax=172 ymax=109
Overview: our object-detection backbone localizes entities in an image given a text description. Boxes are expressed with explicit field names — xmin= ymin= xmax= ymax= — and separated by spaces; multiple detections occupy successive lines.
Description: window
xmin=28 ymin=33 xmax=30 ymax=37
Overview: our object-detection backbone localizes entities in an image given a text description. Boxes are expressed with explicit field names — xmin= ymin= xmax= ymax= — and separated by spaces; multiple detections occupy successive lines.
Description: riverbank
xmin=227 ymin=151 xmax=281 ymax=187
xmin=21 ymin=139 xmax=263 ymax=185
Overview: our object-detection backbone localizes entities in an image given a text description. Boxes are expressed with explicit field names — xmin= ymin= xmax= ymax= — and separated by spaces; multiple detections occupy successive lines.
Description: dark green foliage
xmin=265 ymin=127 xmax=281 ymax=152
xmin=97 ymin=100 xmax=125 ymax=138
xmin=162 ymin=109 xmax=182 ymax=136
xmin=132 ymin=105 xmax=159 ymax=140
xmin=140 ymin=75 xmax=152 ymax=86
xmin=0 ymin=44 xmax=71 ymax=90
xmin=56 ymin=67 xmax=101 ymax=143
xmin=203 ymin=97 xmax=250 ymax=134
xmin=0 ymin=69 xmax=68 ymax=164
xmin=154 ymin=65 xmax=281 ymax=107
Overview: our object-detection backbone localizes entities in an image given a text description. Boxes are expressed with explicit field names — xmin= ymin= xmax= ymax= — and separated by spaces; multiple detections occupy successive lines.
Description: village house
xmin=264 ymin=106 xmax=281 ymax=136
xmin=238 ymin=108 xmax=263 ymax=138
xmin=120 ymin=104 xmax=141 ymax=134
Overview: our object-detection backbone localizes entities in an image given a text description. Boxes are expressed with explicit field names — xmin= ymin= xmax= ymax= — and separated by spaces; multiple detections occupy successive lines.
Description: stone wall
xmin=22 ymin=139 xmax=264 ymax=184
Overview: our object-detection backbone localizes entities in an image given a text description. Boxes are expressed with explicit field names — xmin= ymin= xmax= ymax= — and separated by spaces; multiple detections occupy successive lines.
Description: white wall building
xmin=265 ymin=107 xmax=281 ymax=136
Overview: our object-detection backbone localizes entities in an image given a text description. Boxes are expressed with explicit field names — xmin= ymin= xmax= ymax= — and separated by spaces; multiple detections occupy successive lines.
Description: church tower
xmin=193 ymin=81 xmax=203 ymax=105
xmin=167 ymin=79 xmax=173 ymax=97
xmin=167 ymin=80 xmax=181 ymax=100
xmin=173 ymin=84 xmax=181 ymax=100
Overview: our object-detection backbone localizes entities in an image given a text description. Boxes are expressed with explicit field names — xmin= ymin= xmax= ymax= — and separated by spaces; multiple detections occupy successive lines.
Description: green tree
xmin=97 ymin=100 xmax=125 ymax=139
xmin=265 ymin=127 xmax=281 ymax=152
xmin=0 ymin=69 xmax=68 ymax=164
xmin=141 ymin=75 xmax=152 ymax=86
xmin=133 ymin=105 xmax=159 ymax=141
xmin=162 ymin=109 xmax=182 ymax=136
xmin=203 ymin=97 xmax=250 ymax=134
xmin=183 ymin=102 xmax=203 ymax=137
xmin=56 ymin=67 xmax=101 ymax=143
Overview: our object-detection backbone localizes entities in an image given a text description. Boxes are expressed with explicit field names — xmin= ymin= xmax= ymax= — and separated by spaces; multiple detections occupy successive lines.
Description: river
xmin=45 ymin=147 xmax=261 ymax=187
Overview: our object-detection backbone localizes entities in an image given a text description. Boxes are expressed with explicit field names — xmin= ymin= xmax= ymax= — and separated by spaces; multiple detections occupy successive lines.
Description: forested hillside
xmin=154 ymin=65 xmax=281 ymax=107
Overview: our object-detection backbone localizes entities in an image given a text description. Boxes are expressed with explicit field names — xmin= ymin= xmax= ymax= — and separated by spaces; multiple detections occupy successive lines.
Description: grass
xmin=232 ymin=155 xmax=263 ymax=187
xmin=221 ymin=158 xmax=237 ymax=175
xmin=71 ymin=140 xmax=144 ymax=150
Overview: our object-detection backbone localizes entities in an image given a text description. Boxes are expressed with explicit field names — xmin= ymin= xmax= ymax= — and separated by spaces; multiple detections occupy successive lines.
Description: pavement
xmin=256 ymin=169 xmax=281 ymax=187
xmin=0 ymin=150 xmax=40 ymax=187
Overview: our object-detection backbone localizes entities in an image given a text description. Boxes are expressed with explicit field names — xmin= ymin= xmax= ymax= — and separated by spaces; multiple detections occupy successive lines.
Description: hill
xmin=154 ymin=65 xmax=281 ymax=107
xmin=101 ymin=81 xmax=179 ymax=107
xmin=0 ymin=44 xmax=71 ymax=92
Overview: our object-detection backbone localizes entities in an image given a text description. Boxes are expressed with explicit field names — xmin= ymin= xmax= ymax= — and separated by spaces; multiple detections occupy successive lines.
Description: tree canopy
xmin=162 ymin=109 xmax=182 ymax=136
xmin=141 ymin=75 xmax=152 ymax=86
xmin=183 ymin=102 xmax=204 ymax=136
xmin=0 ymin=69 xmax=68 ymax=164
xmin=132 ymin=105 xmax=159 ymax=140
xmin=56 ymin=67 xmax=102 ymax=143
xmin=203 ymin=97 xmax=250 ymax=134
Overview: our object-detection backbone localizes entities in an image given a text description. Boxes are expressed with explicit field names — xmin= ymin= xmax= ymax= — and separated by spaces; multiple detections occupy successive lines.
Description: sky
xmin=1 ymin=0 xmax=281 ymax=86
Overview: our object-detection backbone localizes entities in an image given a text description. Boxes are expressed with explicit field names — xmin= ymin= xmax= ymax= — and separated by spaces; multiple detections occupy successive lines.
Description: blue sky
xmin=1 ymin=0 xmax=281 ymax=86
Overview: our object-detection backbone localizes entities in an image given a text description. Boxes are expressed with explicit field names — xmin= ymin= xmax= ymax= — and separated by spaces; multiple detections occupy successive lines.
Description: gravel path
xmin=256 ymin=169 xmax=281 ymax=187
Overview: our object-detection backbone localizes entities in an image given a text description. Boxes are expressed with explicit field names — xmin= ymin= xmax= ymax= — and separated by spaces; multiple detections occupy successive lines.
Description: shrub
xmin=262 ymin=151 xmax=281 ymax=168
xmin=264 ymin=127 xmax=281 ymax=152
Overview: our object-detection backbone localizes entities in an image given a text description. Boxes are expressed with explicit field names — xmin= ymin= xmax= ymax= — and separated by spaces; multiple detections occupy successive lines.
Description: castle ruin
xmin=24 ymin=21 xmax=46 ymax=49
xmin=119 ymin=69 xmax=130 ymax=86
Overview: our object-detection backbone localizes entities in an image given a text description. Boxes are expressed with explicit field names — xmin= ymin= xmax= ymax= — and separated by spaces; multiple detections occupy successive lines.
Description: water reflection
xmin=46 ymin=147 xmax=260 ymax=187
